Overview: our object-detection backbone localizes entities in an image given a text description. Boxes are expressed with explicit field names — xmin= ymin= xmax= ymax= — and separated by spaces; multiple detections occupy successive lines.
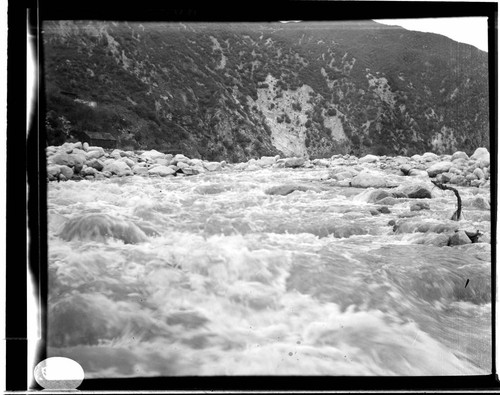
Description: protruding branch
xmin=431 ymin=180 xmax=462 ymax=221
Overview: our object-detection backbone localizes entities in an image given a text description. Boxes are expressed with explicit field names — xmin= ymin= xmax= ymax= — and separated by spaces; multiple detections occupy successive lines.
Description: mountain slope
xmin=42 ymin=20 xmax=489 ymax=161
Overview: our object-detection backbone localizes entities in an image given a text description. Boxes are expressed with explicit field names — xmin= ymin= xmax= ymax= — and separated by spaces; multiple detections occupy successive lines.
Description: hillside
xmin=42 ymin=20 xmax=490 ymax=161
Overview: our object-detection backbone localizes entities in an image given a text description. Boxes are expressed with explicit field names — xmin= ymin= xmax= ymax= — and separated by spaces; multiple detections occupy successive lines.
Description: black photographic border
xmin=10 ymin=0 xmax=499 ymax=392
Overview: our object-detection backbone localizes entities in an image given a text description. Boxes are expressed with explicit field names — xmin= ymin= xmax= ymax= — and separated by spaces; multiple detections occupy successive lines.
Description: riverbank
xmin=46 ymin=142 xmax=491 ymax=189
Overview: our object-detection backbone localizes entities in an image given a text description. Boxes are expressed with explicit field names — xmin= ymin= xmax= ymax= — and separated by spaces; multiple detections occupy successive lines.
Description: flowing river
xmin=46 ymin=167 xmax=491 ymax=377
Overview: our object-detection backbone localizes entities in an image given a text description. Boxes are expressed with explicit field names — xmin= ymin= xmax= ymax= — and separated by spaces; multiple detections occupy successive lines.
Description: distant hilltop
xmin=43 ymin=21 xmax=489 ymax=162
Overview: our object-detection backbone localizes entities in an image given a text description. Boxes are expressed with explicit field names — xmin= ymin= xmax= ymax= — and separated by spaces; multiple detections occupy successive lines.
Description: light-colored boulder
xmin=71 ymin=142 xmax=83 ymax=150
xmin=85 ymin=147 xmax=105 ymax=160
xmin=359 ymin=154 xmax=379 ymax=163
xmin=422 ymin=152 xmax=439 ymax=162
xmin=69 ymin=152 xmax=86 ymax=173
xmin=258 ymin=156 xmax=277 ymax=167
xmin=408 ymin=169 xmax=429 ymax=177
xmin=119 ymin=157 xmax=136 ymax=168
xmin=470 ymin=147 xmax=489 ymax=163
xmin=80 ymin=166 xmax=97 ymax=177
xmin=473 ymin=168 xmax=485 ymax=179
xmin=82 ymin=142 xmax=89 ymax=151
xmin=51 ymin=153 xmax=75 ymax=167
xmin=148 ymin=165 xmax=176 ymax=177
xmin=103 ymin=160 xmax=133 ymax=177
xmin=171 ymin=154 xmax=192 ymax=165
xmin=86 ymin=159 xmax=104 ymax=171
xmin=191 ymin=165 xmax=206 ymax=174
xmin=47 ymin=164 xmax=61 ymax=180
xmin=284 ymin=157 xmax=306 ymax=168
xmin=110 ymin=149 xmax=124 ymax=159
xmin=451 ymin=151 xmax=469 ymax=161
xmin=140 ymin=149 xmax=166 ymax=161
xmin=59 ymin=165 xmax=74 ymax=179
xmin=350 ymin=171 xmax=388 ymax=188
xmin=132 ymin=165 xmax=149 ymax=175
xmin=176 ymin=161 xmax=190 ymax=169
xmin=449 ymin=175 xmax=466 ymax=185
xmin=427 ymin=161 xmax=453 ymax=177
xmin=204 ymin=162 xmax=222 ymax=172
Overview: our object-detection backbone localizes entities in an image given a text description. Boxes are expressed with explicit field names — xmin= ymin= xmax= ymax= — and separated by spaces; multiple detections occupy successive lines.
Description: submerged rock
xmin=265 ymin=184 xmax=320 ymax=196
xmin=395 ymin=220 xmax=459 ymax=234
xmin=410 ymin=202 xmax=430 ymax=211
xmin=59 ymin=214 xmax=149 ymax=244
xmin=413 ymin=233 xmax=451 ymax=247
xmin=284 ymin=157 xmax=306 ymax=168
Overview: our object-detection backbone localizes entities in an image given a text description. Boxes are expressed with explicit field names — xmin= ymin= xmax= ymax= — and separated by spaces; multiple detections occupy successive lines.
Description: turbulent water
xmin=46 ymin=167 xmax=491 ymax=377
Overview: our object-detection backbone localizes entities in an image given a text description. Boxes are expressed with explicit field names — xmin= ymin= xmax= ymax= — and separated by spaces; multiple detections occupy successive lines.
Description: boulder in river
xmin=204 ymin=162 xmax=222 ymax=172
xmin=408 ymin=169 xmax=429 ymax=177
xmin=449 ymin=230 xmax=472 ymax=246
xmin=377 ymin=197 xmax=400 ymax=206
xmin=265 ymin=184 xmax=321 ymax=196
xmin=59 ymin=165 xmax=74 ymax=179
xmin=86 ymin=158 xmax=104 ymax=171
xmin=427 ymin=161 xmax=453 ymax=177
xmin=140 ymin=149 xmax=166 ymax=161
xmin=148 ymin=165 xmax=176 ymax=177
xmin=350 ymin=171 xmax=388 ymax=188
xmin=465 ymin=196 xmax=490 ymax=210
xmin=414 ymin=233 xmax=451 ymax=247
xmin=354 ymin=189 xmax=391 ymax=203
xmin=59 ymin=213 xmax=148 ymax=244
xmin=80 ymin=166 xmax=97 ymax=177
xmin=47 ymin=165 xmax=61 ymax=180
xmin=359 ymin=154 xmax=379 ymax=163
xmin=470 ymin=147 xmax=490 ymax=167
xmin=284 ymin=157 xmax=306 ymax=168
xmin=70 ymin=152 xmax=86 ymax=173
xmin=422 ymin=152 xmax=439 ymax=162
xmin=451 ymin=151 xmax=469 ymax=161
xmin=473 ymin=168 xmax=485 ymax=180
xmin=410 ymin=202 xmax=430 ymax=211
xmin=103 ymin=161 xmax=133 ymax=177
xmin=397 ymin=184 xmax=433 ymax=199
xmin=258 ymin=156 xmax=278 ymax=167
xmin=85 ymin=148 xmax=105 ymax=160
xmin=132 ymin=165 xmax=149 ymax=175
xmin=51 ymin=153 xmax=75 ymax=167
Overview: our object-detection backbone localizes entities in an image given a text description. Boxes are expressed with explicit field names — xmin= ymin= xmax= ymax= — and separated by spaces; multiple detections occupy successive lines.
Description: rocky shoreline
xmin=47 ymin=142 xmax=491 ymax=189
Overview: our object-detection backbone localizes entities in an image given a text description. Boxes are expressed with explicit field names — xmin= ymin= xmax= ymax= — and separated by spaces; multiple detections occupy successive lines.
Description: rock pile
xmin=46 ymin=142 xmax=491 ymax=190
xmin=46 ymin=143 xmax=229 ymax=181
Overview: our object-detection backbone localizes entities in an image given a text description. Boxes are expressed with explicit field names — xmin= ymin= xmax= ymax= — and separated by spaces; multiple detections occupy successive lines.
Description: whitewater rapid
xmin=46 ymin=167 xmax=491 ymax=377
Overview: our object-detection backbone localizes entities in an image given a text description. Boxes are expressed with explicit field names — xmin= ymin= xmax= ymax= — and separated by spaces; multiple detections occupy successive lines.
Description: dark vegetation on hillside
xmin=43 ymin=20 xmax=489 ymax=161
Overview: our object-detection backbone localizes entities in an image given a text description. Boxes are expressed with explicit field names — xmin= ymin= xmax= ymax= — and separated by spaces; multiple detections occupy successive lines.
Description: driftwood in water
xmin=431 ymin=180 xmax=462 ymax=221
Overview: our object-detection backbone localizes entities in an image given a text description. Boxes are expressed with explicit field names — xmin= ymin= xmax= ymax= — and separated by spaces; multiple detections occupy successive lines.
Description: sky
xmin=373 ymin=17 xmax=489 ymax=52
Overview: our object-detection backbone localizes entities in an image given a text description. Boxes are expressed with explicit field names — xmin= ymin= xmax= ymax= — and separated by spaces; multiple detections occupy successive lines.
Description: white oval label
xmin=34 ymin=357 xmax=84 ymax=390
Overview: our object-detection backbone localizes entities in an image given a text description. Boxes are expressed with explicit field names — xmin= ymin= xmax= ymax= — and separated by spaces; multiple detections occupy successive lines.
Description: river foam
xmin=47 ymin=167 xmax=491 ymax=377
